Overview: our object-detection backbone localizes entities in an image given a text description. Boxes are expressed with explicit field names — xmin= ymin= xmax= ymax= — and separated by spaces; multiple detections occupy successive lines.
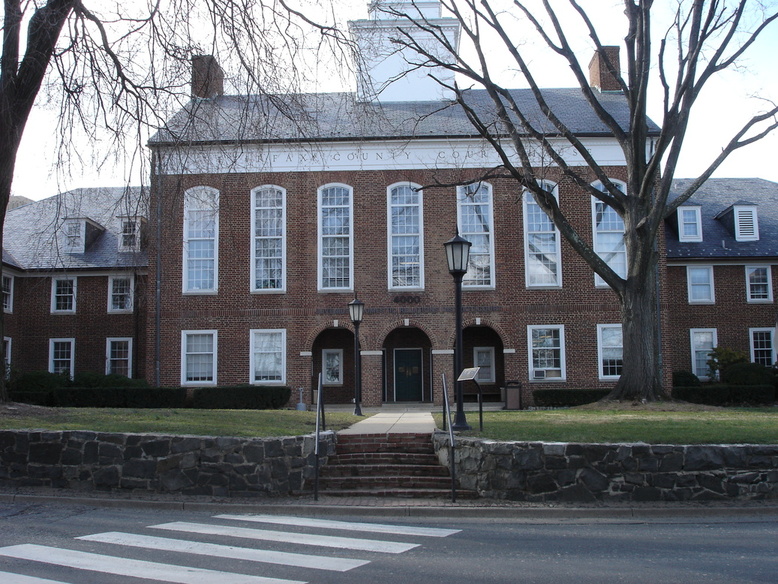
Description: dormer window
xmin=677 ymin=206 xmax=702 ymax=242
xmin=65 ymin=221 xmax=83 ymax=252
xmin=119 ymin=217 xmax=143 ymax=252
xmin=734 ymin=206 xmax=759 ymax=241
xmin=63 ymin=217 xmax=104 ymax=253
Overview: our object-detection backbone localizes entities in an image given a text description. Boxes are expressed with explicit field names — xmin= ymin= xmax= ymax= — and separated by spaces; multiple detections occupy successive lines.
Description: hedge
xmin=532 ymin=388 xmax=610 ymax=408
xmin=191 ymin=385 xmax=292 ymax=409
xmin=672 ymin=384 xmax=775 ymax=406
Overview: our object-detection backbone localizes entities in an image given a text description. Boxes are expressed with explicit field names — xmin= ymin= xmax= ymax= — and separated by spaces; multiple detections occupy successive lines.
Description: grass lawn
xmin=0 ymin=405 xmax=363 ymax=438
xmin=434 ymin=407 xmax=778 ymax=444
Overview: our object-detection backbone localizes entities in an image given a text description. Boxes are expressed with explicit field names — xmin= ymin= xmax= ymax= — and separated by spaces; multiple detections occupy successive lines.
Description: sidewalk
xmin=337 ymin=411 xmax=436 ymax=435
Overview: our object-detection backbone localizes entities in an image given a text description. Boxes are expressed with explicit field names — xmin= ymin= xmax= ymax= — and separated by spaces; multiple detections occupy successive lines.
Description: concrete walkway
xmin=338 ymin=411 xmax=436 ymax=435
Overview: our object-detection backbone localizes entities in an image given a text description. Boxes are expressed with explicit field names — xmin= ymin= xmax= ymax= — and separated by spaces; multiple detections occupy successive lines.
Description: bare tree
xmin=382 ymin=0 xmax=778 ymax=401
xmin=0 ymin=0 xmax=353 ymax=401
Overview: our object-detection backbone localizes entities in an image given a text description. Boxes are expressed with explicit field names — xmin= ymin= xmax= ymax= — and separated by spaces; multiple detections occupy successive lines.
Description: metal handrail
xmin=313 ymin=373 xmax=324 ymax=501
xmin=441 ymin=373 xmax=457 ymax=503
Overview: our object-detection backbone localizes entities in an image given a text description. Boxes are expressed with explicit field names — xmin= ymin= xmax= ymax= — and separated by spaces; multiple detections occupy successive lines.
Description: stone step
xmin=320 ymin=487 xmax=479 ymax=499
xmin=327 ymin=452 xmax=440 ymax=466
xmin=319 ymin=475 xmax=453 ymax=490
xmin=335 ymin=434 xmax=434 ymax=455
xmin=320 ymin=463 xmax=450 ymax=478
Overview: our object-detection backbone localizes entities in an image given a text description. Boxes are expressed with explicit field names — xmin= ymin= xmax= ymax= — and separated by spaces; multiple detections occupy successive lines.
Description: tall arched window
xmin=318 ymin=184 xmax=353 ymax=291
xmin=388 ymin=183 xmax=424 ymax=289
xmin=457 ymin=182 xmax=494 ymax=288
xmin=183 ymin=186 xmax=219 ymax=293
xmin=591 ymin=180 xmax=626 ymax=287
xmin=251 ymin=185 xmax=286 ymax=292
xmin=523 ymin=181 xmax=561 ymax=288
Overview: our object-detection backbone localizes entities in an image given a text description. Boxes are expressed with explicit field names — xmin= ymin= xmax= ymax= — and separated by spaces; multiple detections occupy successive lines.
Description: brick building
xmin=3 ymin=1 xmax=776 ymax=406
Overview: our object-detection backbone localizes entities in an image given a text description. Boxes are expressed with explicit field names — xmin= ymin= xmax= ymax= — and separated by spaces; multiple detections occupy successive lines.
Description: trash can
xmin=503 ymin=381 xmax=522 ymax=410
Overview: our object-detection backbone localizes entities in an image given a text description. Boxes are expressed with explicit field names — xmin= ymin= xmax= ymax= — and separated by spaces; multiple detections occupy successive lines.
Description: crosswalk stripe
xmin=215 ymin=514 xmax=461 ymax=538
xmin=78 ymin=531 xmax=369 ymax=572
xmin=0 ymin=544 xmax=306 ymax=584
xmin=0 ymin=571 xmax=72 ymax=584
xmin=150 ymin=521 xmax=419 ymax=554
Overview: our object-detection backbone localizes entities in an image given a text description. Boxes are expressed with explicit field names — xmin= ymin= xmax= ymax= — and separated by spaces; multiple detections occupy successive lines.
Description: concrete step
xmin=321 ymin=463 xmax=450 ymax=478
xmin=320 ymin=487 xmax=479 ymax=499
xmin=319 ymin=475 xmax=454 ymax=490
xmin=327 ymin=452 xmax=441 ymax=466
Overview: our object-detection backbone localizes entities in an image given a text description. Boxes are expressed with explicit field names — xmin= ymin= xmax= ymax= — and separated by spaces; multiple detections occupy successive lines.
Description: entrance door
xmin=394 ymin=348 xmax=423 ymax=401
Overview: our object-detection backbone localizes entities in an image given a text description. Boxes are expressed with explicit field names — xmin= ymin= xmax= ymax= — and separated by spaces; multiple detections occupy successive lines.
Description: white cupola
xmin=349 ymin=0 xmax=461 ymax=103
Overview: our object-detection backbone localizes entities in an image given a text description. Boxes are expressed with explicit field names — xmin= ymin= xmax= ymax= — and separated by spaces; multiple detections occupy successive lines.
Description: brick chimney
xmin=191 ymin=55 xmax=224 ymax=99
xmin=588 ymin=46 xmax=621 ymax=92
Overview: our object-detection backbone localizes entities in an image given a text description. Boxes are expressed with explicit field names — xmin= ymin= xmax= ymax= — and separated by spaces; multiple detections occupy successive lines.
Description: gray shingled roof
xmin=150 ymin=88 xmax=660 ymax=145
xmin=3 ymin=187 xmax=148 ymax=271
xmin=666 ymin=178 xmax=778 ymax=259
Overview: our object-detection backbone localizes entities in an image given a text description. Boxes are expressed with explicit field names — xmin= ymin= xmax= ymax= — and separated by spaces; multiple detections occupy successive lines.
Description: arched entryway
xmin=383 ymin=327 xmax=433 ymax=403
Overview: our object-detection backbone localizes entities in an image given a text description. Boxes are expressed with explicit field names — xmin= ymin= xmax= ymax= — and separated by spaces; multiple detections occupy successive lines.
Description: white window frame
xmin=183 ymin=186 xmax=220 ymax=294
xmin=687 ymin=265 xmax=715 ymax=304
xmin=750 ymin=328 xmax=776 ymax=368
xmin=106 ymin=337 xmax=133 ymax=378
xmin=251 ymin=185 xmax=287 ymax=293
xmin=318 ymin=183 xmax=354 ymax=292
xmin=457 ymin=182 xmax=495 ymax=289
xmin=746 ymin=265 xmax=773 ymax=303
xmin=250 ymin=329 xmax=287 ymax=385
xmin=473 ymin=347 xmax=496 ymax=383
xmin=690 ymin=328 xmax=717 ymax=381
xmin=4 ymin=336 xmax=11 ymax=379
xmin=523 ymin=182 xmax=562 ymax=288
xmin=2 ymin=274 xmax=13 ymax=313
xmin=51 ymin=277 xmax=77 ymax=313
xmin=108 ymin=275 xmax=134 ymax=313
xmin=387 ymin=182 xmax=424 ymax=290
xmin=734 ymin=205 xmax=759 ymax=241
xmin=591 ymin=180 xmax=627 ymax=287
xmin=677 ymin=206 xmax=703 ymax=242
xmin=49 ymin=338 xmax=75 ymax=377
xmin=597 ymin=324 xmax=623 ymax=380
xmin=119 ymin=218 xmax=141 ymax=252
xmin=181 ymin=330 xmax=217 ymax=386
xmin=322 ymin=348 xmax=344 ymax=386
xmin=65 ymin=220 xmax=84 ymax=252
xmin=527 ymin=325 xmax=566 ymax=381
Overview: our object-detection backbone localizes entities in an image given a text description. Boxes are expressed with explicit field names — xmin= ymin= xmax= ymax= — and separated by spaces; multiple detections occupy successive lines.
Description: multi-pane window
xmin=592 ymin=181 xmax=626 ymax=286
xmin=119 ymin=219 xmax=142 ymax=252
xmin=687 ymin=266 xmax=715 ymax=303
xmin=49 ymin=338 xmax=75 ymax=376
xmin=458 ymin=182 xmax=494 ymax=288
xmin=251 ymin=329 xmax=286 ymax=384
xmin=108 ymin=276 xmax=133 ymax=312
xmin=3 ymin=337 xmax=11 ymax=379
xmin=690 ymin=329 xmax=717 ymax=380
xmin=746 ymin=266 xmax=772 ymax=302
xmin=473 ymin=347 xmax=495 ymax=383
xmin=597 ymin=324 xmax=623 ymax=379
xmin=181 ymin=331 xmax=217 ymax=385
xmin=750 ymin=328 xmax=776 ymax=367
xmin=677 ymin=207 xmax=702 ymax=242
xmin=106 ymin=338 xmax=132 ymax=377
xmin=322 ymin=349 xmax=343 ymax=385
xmin=65 ymin=221 xmax=82 ymax=251
xmin=388 ymin=184 xmax=423 ymax=289
xmin=252 ymin=186 xmax=286 ymax=292
xmin=528 ymin=325 xmax=565 ymax=380
xmin=2 ymin=275 xmax=13 ymax=313
xmin=183 ymin=187 xmax=219 ymax=293
xmin=319 ymin=184 xmax=353 ymax=290
xmin=523 ymin=183 xmax=561 ymax=287
xmin=51 ymin=278 xmax=76 ymax=312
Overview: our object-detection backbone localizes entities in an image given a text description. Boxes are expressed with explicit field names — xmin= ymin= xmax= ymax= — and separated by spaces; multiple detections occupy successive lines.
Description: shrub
xmin=706 ymin=347 xmax=748 ymax=379
xmin=672 ymin=384 xmax=775 ymax=406
xmin=721 ymin=362 xmax=775 ymax=386
xmin=191 ymin=385 xmax=292 ymax=409
xmin=12 ymin=370 xmax=71 ymax=392
xmin=72 ymin=372 xmax=149 ymax=388
xmin=672 ymin=370 xmax=701 ymax=387
xmin=532 ymin=389 xmax=610 ymax=408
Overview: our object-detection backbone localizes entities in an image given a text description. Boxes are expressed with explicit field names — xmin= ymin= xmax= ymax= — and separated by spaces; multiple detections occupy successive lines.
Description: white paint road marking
xmin=150 ymin=521 xmax=419 ymax=554
xmin=0 ymin=544 xmax=306 ymax=584
xmin=0 ymin=571 xmax=72 ymax=584
xmin=78 ymin=531 xmax=369 ymax=572
xmin=214 ymin=514 xmax=461 ymax=538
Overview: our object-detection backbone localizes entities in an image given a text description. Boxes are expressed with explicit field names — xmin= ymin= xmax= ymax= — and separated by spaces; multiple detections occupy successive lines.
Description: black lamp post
xmin=348 ymin=296 xmax=365 ymax=416
xmin=444 ymin=230 xmax=472 ymax=431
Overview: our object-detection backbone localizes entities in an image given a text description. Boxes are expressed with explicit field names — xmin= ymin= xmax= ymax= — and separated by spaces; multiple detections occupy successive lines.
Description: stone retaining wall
xmin=0 ymin=430 xmax=336 ymax=497
xmin=434 ymin=434 xmax=778 ymax=502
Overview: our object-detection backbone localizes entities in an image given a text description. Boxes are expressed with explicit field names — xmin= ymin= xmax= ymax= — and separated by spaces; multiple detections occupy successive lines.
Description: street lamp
xmin=348 ymin=296 xmax=365 ymax=416
xmin=444 ymin=230 xmax=472 ymax=431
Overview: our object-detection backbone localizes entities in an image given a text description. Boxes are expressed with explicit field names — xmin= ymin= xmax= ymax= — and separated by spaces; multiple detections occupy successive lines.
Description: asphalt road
xmin=0 ymin=501 xmax=776 ymax=583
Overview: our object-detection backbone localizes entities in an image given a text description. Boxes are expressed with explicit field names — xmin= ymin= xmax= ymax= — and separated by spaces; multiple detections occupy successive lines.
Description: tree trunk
xmin=607 ymin=254 xmax=667 ymax=402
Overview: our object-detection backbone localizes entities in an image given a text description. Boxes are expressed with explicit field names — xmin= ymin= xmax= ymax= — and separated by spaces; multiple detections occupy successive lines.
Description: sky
xmin=10 ymin=0 xmax=778 ymax=201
